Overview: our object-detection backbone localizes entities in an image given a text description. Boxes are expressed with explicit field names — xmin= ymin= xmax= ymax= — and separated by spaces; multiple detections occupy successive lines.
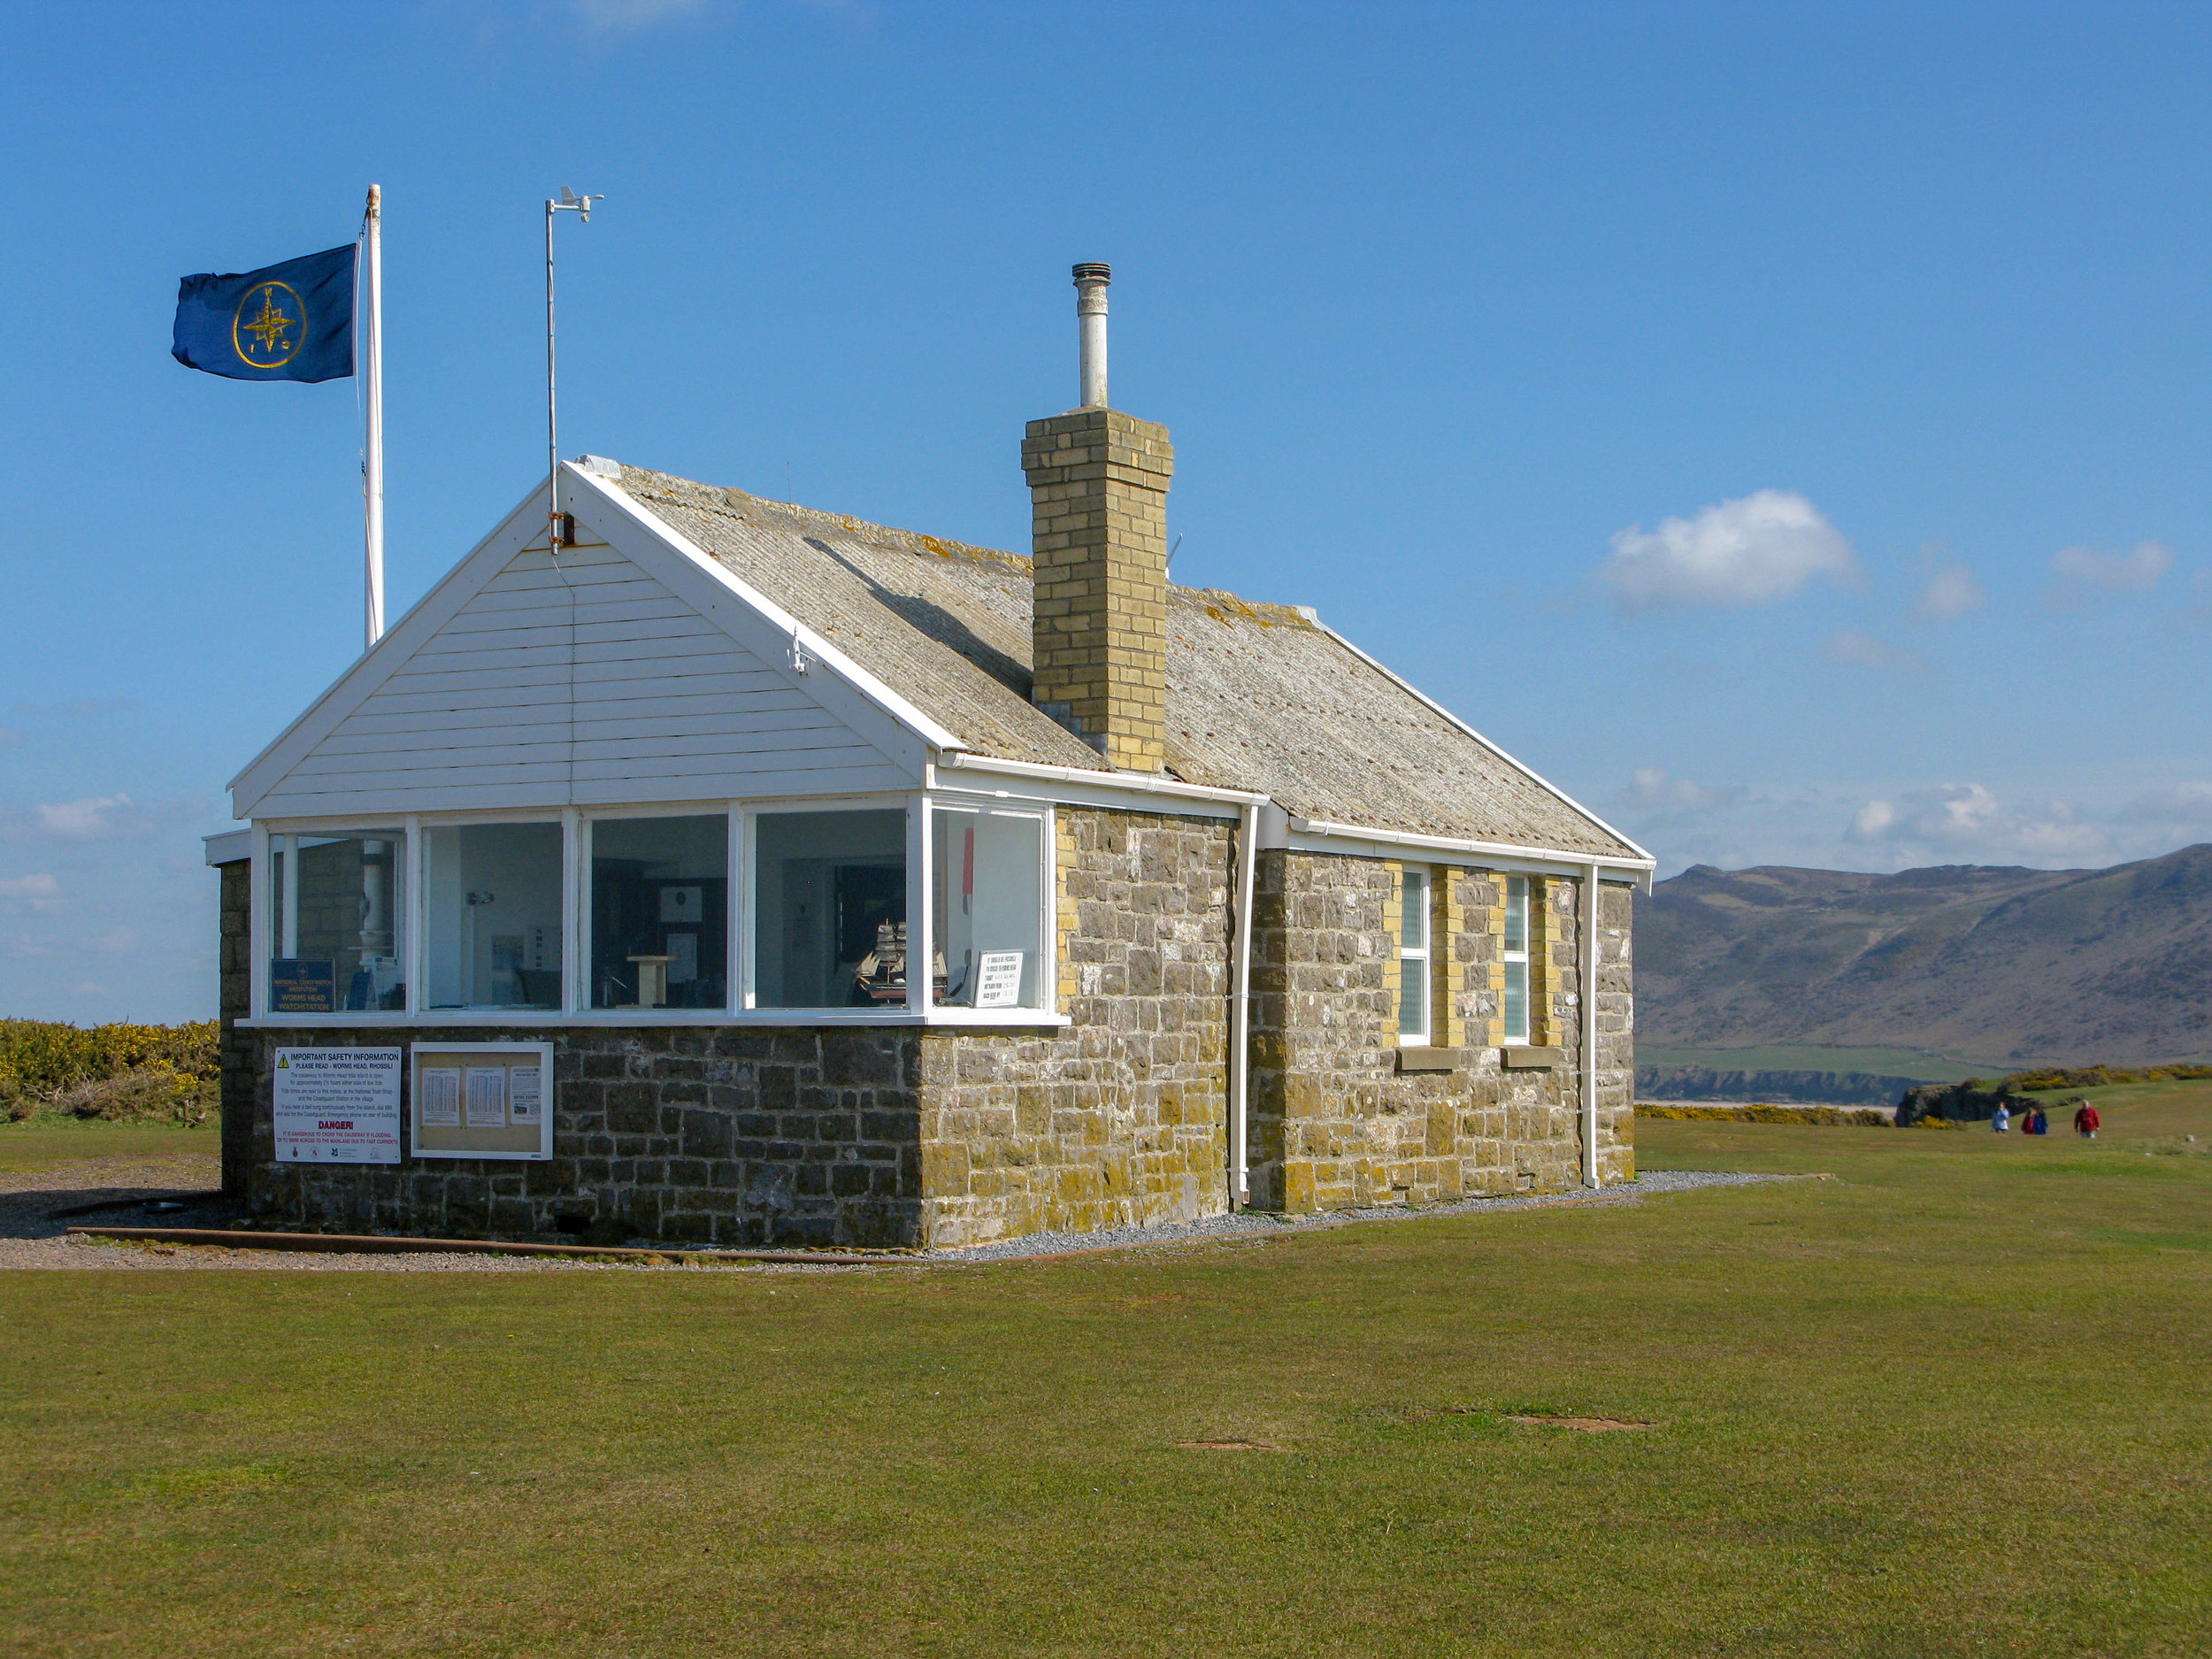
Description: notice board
xmin=411 ymin=1042 xmax=554 ymax=1161
xmin=273 ymin=1048 xmax=402 ymax=1163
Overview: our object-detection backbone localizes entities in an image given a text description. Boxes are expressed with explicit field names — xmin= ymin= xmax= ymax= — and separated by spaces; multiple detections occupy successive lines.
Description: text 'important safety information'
xmin=273 ymin=1048 xmax=403 ymax=1164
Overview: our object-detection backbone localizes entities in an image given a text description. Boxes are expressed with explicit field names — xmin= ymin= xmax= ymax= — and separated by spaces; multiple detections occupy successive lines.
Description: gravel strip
xmin=934 ymin=1169 xmax=1791 ymax=1263
xmin=0 ymin=1151 xmax=1791 ymax=1272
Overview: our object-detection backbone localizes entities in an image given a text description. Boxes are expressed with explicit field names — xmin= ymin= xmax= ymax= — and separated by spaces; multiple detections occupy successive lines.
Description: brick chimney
xmin=1022 ymin=263 xmax=1173 ymax=772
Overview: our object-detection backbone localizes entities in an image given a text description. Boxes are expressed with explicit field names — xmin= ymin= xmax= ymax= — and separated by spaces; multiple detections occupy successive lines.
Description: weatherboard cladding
xmin=614 ymin=467 xmax=1634 ymax=856
xmin=253 ymin=535 xmax=908 ymax=818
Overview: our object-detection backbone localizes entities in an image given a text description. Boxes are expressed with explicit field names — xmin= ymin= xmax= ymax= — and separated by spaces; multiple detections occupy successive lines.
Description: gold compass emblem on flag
xmin=232 ymin=280 xmax=306 ymax=368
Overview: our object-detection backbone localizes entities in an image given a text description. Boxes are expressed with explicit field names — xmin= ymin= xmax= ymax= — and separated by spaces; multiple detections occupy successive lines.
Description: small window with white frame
xmin=588 ymin=813 xmax=730 ymax=1011
xmin=1396 ymin=864 xmax=1431 ymax=1045
xmin=267 ymin=829 xmax=407 ymax=1014
xmin=931 ymin=804 xmax=1047 ymax=1011
xmin=751 ymin=808 xmax=910 ymax=1009
xmin=423 ymin=820 xmax=565 ymax=1011
xmin=1502 ymin=874 xmax=1532 ymax=1045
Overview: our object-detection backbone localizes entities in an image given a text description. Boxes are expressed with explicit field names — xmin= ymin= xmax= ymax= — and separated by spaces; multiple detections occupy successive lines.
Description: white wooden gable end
xmin=231 ymin=466 xmax=962 ymax=821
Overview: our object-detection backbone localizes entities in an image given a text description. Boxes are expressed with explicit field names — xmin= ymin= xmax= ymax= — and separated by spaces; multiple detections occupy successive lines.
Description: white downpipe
xmin=1229 ymin=800 xmax=1259 ymax=1210
xmin=1581 ymin=861 xmax=1601 ymax=1188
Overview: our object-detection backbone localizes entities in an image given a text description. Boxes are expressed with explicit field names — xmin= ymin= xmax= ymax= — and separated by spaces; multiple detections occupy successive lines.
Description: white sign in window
xmin=273 ymin=1048 xmax=403 ymax=1164
xmin=973 ymin=951 xmax=1026 ymax=1010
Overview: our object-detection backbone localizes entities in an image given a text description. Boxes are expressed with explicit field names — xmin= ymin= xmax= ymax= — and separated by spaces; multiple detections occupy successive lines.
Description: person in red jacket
xmin=2073 ymin=1100 xmax=2101 ymax=1139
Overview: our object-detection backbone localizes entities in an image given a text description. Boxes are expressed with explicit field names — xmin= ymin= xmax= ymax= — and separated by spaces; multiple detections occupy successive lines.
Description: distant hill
xmin=1634 ymin=842 xmax=2212 ymax=1077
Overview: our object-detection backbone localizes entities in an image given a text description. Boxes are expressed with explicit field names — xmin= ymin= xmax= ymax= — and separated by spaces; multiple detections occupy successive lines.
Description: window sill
xmin=1395 ymin=1047 xmax=1470 ymax=1073
xmin=241 ymin=1008 xmax=1072 ymax=1031
xmin=1501 ymin=1045 xmax=1564 ymax=1070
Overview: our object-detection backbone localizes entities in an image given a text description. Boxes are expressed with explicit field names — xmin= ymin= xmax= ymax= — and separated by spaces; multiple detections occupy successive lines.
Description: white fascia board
xmin=1315 ymin=620 xmax=1655 ymax=866
xmin=567 ymin=466 xmax=962 ymax=775
xmin=933 ymin=752 xmax=1263 ymax=819
xmin=1287 ymin=817 xmax=1655 ymax=880
xmin=204 ymin=829 xmax=251 ymax=866
xmin=227 ymin=481 xmax=554 ymax=818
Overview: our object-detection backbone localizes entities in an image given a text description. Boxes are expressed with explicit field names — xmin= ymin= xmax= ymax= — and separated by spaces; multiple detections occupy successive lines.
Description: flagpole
xmin=363 ymin=184 xmax=386 ymax=650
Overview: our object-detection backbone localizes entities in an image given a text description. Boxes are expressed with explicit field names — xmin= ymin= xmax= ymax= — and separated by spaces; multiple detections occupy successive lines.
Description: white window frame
xmin=1397 ymin=864 xmax=1432 ymax=1047
xmin=257 ymin=821 xmax=414 ymax=1023
xmin=579 ymin=804 xmax=737 ymax=1015
xmin=244 ymin=791 xmax=1066 ymax=1030
xmin=1502 ymin=873 xmax=1532 ymax=1046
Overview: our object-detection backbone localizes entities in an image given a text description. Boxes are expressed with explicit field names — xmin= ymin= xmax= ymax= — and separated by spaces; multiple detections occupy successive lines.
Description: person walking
xmin=2074 ymin=1100 xmax=2101 ymax=1139
xmin=2028 ymin=1104 xmax=2049 ymax=1136
xmin=1992 ymin=1102 xmax=2011 ymax=1133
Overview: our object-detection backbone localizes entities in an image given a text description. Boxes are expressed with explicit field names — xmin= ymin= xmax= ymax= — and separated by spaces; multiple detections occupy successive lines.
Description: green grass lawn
xmin=0 ymin=1118 xmax=217 ymax=1173
xmin=2 ymin=1110 xmax=2207 ymax=1655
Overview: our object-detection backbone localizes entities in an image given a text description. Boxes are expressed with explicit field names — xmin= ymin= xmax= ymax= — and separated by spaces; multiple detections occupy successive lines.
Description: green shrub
xmin=0 ymin=1019 xmax=218 ymax=1126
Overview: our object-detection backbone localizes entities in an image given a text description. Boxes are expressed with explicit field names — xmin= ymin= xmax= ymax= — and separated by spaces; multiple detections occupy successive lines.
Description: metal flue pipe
xmin=1073 ymin=262 xmax=1110 ymax=408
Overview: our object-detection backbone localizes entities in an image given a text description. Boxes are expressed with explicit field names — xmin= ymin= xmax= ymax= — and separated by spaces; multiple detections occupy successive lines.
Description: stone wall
xmin=234 ymin=1024 xmax=924 ymax=1248
xmin=914 ymin=807 xmax=1233 ymax=1247
xmin=1247 ymin=849 xmax=1633 ymax=1211
xmin=212 ymin=806 xmax=1233 ymax=1251
xmin=218 ymin=860 xmax=255 ymax=1201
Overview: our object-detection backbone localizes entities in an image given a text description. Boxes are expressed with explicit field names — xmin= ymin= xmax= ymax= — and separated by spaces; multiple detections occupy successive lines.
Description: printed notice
xmin=974 ymin=950 xmax=1025 ymax=1010
xmin=465 ymin=1067 xmax=508 ymax=1128
xmin=508 ymin=1062 xmax=543 ymax=1125
xmin=273 ymin=1048 xmax=402 ymax=1164
xmin=417 ymin=1068 xmax=461 ymax=1127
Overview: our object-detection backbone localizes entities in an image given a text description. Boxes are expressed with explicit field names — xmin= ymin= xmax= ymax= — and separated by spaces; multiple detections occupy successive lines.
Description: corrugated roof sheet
xmin=617 ymin=465 xmax=1639 ymax=859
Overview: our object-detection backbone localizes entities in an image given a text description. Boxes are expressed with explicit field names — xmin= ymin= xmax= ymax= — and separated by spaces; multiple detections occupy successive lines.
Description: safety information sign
xmin=273 ymin=1048 xmax=403 ymax=1164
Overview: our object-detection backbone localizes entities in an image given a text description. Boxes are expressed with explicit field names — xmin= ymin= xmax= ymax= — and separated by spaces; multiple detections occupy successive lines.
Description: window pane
xmin=1505 ymin=875 xmax=1529 ymax=953
xmin=753 ymin=810 xmax=907 ymax=1009
xmin=1504 ymin=959 xmax=1530 ymax=1044
xmin=270 ymin=831 xmax=406 ymax=1013
xmin=1401 ymin=868 xmax=1427 ymax=945
xmin=1398 ymin=956 xmax=1428 ymax=1040
xmin=424 ymin=822 xmax=564 ymax=1010
xmin=933 ymin=808 xmax=1044 ymax=1010
xmin=591 ymin=815 xmax=728 ymax=1010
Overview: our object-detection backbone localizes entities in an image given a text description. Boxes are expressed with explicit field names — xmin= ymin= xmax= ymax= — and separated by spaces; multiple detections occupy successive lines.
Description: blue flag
xmin=173 ymin=243 xmax=356 ymax=382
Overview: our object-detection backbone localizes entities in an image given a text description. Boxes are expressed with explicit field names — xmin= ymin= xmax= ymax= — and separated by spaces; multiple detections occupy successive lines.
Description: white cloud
xmin=0 ymin=873 xmax=62 ymax=915
xmin=10 ymin=795 xmax=156 ymax=842
xmin=1912 ymin=562 xmax=1985 ymax=620
xmin=2044 ymin=540 xmax=2176 ymax=607
xmin=1824 ymin=630 xmax=1925 ymax=671
xmin=1844 ymin=783 xmax=2108 ymax=862
xmin=1602 ymin=490 xmax=1858 ymax=609
xmin=1624 ymin=768 xmax=1745 ymax=813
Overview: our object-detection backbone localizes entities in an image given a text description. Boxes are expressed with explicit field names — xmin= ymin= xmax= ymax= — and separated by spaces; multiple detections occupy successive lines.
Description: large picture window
xmin=1397 ymin=864 xmax=1431 ymax=1045
xmin=931 ymin=806 xmax=1046 ymax=1010
xmin=589 ymin=814 xmax=728 ymax=1010
xmin=268 ymin=830 xmax=406 ymax=1013
xmin=752 ymin=810 xmax=910 ymax=1009
xmin=1502 ymin=874 xmax=1531 ymax=1044
xmin=424 ymin=821 xmax=564 ymax=1010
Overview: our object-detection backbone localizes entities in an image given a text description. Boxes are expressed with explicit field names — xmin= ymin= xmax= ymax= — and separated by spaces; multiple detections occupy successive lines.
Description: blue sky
xmin=3 ymin=0 xmax=2208 ymax=1022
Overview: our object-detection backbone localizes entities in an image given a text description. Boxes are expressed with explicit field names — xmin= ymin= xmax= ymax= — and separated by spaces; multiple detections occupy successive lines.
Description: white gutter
xmin=937 ymin=752 xmax=1269 ymax=808
xmin=1581 ymin=859 xmax=1601 ymax=1188
xmin=1290 ymin=817 xmax=1655 ymax=877
xmin=1229 ymin=799 xmax=1259 ymax=1209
